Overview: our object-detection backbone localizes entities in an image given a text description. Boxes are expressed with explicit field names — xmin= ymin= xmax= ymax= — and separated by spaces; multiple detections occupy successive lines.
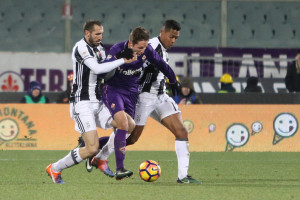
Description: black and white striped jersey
xmin=138 ymin=37 xmax=169 ymax=95
xmin=70 ymin=38 xmax=106 ymax=103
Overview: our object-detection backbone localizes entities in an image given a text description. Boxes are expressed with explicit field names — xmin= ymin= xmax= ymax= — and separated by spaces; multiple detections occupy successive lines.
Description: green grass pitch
xmin=0 ymin=151 xmax=300 ymax=200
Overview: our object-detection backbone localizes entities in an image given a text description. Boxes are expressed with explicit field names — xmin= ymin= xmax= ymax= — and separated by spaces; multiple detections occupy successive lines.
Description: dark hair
xmin=83 ymin=20 xmax=102 ymax=32
xmin=163 ymin=19 xmax=181 ymax=31
xmin=129 ymin=26 xmax=150 ymax=45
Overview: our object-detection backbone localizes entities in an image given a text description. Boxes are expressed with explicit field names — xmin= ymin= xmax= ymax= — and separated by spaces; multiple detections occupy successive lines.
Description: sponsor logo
xmin=251 ymin=121 xmax=263 ymax=135
xmin=208 ymin=123 xmax=216 ymax=133
xmin=225 ymin=123 xmax=249 ymax=152
xmin=273 ymin=113 xmax=298 ymax=145
xmin=0 ymin=106 xmax=37 ymax=148
xmin=120 ymin=67 xmax=143 ymax=76
xmin=183 ymin=120 xmax=194 ymax=134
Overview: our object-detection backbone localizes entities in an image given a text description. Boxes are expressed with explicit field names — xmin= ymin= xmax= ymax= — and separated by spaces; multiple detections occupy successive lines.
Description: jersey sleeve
xmin=145 ymin=45 xmax=177 ymax=83
xmin=74 ymin=44 xmax=94 ymax=64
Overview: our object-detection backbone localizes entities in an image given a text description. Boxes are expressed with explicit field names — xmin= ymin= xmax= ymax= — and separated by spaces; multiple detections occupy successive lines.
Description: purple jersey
xmin=104 ymin=41 xmax=176 ymax=94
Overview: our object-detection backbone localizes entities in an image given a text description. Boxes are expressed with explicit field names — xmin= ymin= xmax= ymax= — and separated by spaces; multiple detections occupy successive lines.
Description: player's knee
xmin=116 ymin=120 xmax=129 ymax=131
xmin=174 ymin=126 xmax=188 ymax=139
xmin=86 ymin=145 xmax=99 ymax=156
xmin=128 ymin=120 xmax=136 ymax=133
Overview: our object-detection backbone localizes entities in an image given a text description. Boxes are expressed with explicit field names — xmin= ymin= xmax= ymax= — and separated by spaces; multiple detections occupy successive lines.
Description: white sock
xmin=95 ymin=131 xmax=131 ymax=160
xmin=96 ymin=131 xmax=115 ymax=160
xmin=52 ymin=147 xmax=83 ymax=172
xmin=175 ymin=140 xmax=190 ymax=180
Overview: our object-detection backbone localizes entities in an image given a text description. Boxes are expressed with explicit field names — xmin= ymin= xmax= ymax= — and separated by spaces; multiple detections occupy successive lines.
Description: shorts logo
xmin=86 ymin=122 xmax=90 ymax=129
xmin=111 ymin=103 xmax=115 ymax=110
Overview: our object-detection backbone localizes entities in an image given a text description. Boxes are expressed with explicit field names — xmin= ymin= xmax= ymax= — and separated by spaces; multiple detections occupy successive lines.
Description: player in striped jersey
xmin=96 ymin=20 xmax=201 ymax=184
xmin=46 ymin=20 xmax=136 ymax=184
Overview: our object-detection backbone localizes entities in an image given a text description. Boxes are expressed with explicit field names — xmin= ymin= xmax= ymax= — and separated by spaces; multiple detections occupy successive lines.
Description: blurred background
xmin=0 ymin=0 xmax=300 ymax=103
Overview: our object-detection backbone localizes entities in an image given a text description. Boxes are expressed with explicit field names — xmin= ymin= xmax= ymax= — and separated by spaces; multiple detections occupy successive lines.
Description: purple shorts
xmin=102 ymin=85 xmax=138 ymax=118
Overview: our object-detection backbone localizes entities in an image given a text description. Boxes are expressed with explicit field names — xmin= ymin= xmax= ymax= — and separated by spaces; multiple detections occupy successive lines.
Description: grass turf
xmin=0 ymin=151 xmax=299 ymax=200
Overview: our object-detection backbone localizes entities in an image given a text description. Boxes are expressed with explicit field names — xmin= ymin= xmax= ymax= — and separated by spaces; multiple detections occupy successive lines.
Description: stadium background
xmin=0 ymin=0 xmax=300 ymax=152
xmin=1 ymin=2 xmax=300 ymax=199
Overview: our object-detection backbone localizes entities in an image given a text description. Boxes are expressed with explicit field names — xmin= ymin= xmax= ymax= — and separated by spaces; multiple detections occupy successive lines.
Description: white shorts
xmin=134 ymin=92 xmax=181 ymax=126
xmin=70 ymin=100 xmax=113 ymax=134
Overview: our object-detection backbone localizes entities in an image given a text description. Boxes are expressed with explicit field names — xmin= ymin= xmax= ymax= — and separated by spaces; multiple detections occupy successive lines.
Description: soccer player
xmin=95 ymin=20 xmax=201 ymax=184
xmin=90 ymin=26 xmax=179 ymax=180
xmin=46 ymin=20 xmax=136 ymax=184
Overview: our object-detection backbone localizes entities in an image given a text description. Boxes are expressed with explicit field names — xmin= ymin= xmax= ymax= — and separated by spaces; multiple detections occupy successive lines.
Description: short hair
xmin=163 ymin=19 xmax=181 ymax=32
xmin=129 ymin=26 xmax=150 ymax=45
xmin=83 ymin=20 xmax=102 ymax=32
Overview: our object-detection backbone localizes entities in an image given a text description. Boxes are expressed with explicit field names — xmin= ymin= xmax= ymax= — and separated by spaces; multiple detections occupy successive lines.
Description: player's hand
xmin=169 ymin=81 xmax=181 ymax=96
xmin=124 ymin=54 xmax=137 ymax=63
xmin=116 ymin=48 xmax=134 ymax=59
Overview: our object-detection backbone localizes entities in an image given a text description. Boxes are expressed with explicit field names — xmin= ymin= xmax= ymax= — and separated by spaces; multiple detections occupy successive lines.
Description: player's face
xmin=130 ymin=40 xmax=148 ymax=56
xmin=86 ymin=25 xmax=104 ymax=46
xmin=160 ymin=28 xmax=179 ymax=49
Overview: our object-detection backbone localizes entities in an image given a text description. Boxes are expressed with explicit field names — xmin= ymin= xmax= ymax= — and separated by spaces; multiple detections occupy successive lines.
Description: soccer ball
xmin=139 ymin=160 xmax=161 ymax=182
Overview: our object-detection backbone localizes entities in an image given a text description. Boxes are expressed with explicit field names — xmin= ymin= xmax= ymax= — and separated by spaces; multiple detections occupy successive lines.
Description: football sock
xmin=96 ymin=131 xmax=131 ymax=160
xmin=96 ymin=131 xmax=115 ymax=160
xmin=99 ymin=136 xmax=109 ymax=149
xmin=175 ymin=139 xmax=190 ymax=180
xmin=52 ymin=147 xmax=83 ymax=172
xmin=114 ymin=129 xmax=127 ymax=171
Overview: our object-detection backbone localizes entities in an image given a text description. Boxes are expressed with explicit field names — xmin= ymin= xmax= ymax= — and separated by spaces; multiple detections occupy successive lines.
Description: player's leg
xmin=112 ymin=110 xmax=134 ymax=179
xmin=154 ymin=94 xmax=201 ymax=183
xmin=80 ymin=136 xmax=109 ymax=173
xmin=96 ymin=113 xmax=134 ymax=161
xmin=126 ymin=125 xmax=144 ymax=145
xmin=101 ymin=89 xmax=134 ymax=180
xmin=90 ymin=101 xmax=116 ymax=176
xmin=126 ymin=92 xmax=156 ymax=145
xmin=46 ymin=101 xmax=99 ymax=184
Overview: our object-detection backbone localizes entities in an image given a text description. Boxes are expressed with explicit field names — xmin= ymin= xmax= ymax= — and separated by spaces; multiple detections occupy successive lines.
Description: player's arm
xmin=76 ymin=44 xmax=136 ymax=75
xmin=145 ymin=45 xmax=177 ymax=83
xmin=84 ymin=58 xmax=125 ymax=74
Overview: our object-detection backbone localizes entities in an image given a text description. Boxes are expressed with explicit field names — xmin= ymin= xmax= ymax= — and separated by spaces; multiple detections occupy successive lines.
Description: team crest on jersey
xmin=119 ymin=146 xmax=126 ymax=154
xmin=111 ymin=103 xmax=115 ymax=110
xmin=142 ymin=55 xmax=146 ymax=62
xmin=107 ymin=55 xmax=112 ymax=59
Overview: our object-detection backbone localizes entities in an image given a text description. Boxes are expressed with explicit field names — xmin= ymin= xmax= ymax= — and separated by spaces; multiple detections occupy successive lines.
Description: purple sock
xmin=114 ymin=129 xmax=127 ymax=171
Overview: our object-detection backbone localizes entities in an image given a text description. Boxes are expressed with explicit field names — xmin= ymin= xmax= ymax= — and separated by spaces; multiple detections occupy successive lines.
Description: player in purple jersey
xmin=90 ymin=27 xmax=179 ymax=180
